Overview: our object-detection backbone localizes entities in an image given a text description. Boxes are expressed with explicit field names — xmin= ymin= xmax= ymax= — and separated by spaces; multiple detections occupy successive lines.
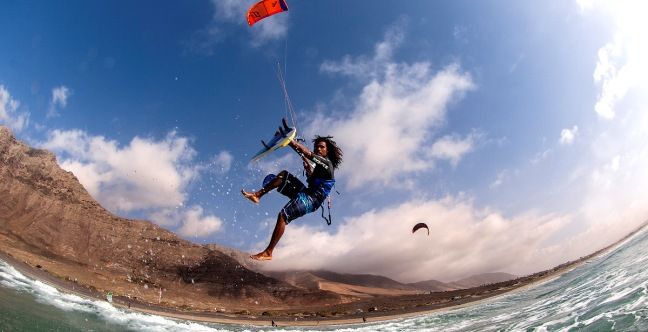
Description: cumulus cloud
xmin=41 ymin=129 xmax=228 ymax=237
xmin=41 ymin=129 xmax=199 ymax=212
xmin=257 ymin=196 xmax=571 ymax=282
xmin=150 ymin=205 xmax=223 ymax=238
xmin=428 ymin=133 xmax=477 ymax=166
xmin=581 ymin=109 xmax=648 ymax=242
xmin=47 ymin=85 xmax=71 ymax=118
xmin=177 ymin=205 xmax=223 ymax=237
xmin=579 ymin=0 xmax=648 ymax=119
xmin=559 ymin=125 xmax=579 ymax=145
xmin=249 ymin=15 xmax=288 ymax=47
xmin=313 ymin=22 xmax=475 ymax=189
xmin=593 ymin=40 xmax=629 ymax=119
xmin=0 ymin=85 xmax=29 ymax=132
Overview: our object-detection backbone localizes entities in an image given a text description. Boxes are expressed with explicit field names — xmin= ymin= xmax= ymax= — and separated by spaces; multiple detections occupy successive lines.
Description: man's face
xmin=315 ymin=141 xmax=328 ymax=157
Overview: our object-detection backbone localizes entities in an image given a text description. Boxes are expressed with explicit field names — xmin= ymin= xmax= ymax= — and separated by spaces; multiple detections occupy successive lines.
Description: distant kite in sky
xmin=412 ymin=222 xmax=429 ymax=235
xmin=247 ymin=0 xmax=289 ymax=26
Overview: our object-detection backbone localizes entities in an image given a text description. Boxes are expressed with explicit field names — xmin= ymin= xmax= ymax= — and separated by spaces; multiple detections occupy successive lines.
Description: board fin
xmin=282 ymin=118 xmax=291 ymax=131
xmin=250 ymin=118 xmax=297 ymax=162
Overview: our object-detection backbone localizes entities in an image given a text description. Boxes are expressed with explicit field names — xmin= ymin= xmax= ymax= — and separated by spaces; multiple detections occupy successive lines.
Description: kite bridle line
xmin=274 ymin=61 xmax=298 ymax=131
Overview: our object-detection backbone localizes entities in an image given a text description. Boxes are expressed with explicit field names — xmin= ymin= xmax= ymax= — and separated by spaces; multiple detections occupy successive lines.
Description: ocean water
xmin=2 ymin=229 xmax=648 ymax=332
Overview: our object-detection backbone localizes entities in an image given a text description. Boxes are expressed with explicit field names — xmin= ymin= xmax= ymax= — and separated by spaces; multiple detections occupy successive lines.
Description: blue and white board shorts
xmin=278 ymin=173 xmax=324 ymax=224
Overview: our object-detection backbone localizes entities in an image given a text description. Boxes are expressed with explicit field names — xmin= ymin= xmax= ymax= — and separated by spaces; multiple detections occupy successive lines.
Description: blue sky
xmin=1 ymin=0 xmax=647 ymax=282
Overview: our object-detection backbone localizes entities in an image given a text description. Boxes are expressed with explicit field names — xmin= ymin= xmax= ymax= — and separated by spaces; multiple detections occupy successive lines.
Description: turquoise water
xmin=2 ymin=229 xmax=648 ymax=331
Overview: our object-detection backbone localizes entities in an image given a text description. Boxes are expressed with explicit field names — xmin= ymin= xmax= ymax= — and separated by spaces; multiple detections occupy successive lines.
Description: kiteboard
xmin=250 ymin=118 xmax=296 ymax=162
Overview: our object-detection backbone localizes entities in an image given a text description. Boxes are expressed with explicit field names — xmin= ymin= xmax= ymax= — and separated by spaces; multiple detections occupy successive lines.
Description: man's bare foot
xmin=241 ymin=189 xmax=260 ymax=204
xmin=250 ymin=251 xmax=272 ymax=261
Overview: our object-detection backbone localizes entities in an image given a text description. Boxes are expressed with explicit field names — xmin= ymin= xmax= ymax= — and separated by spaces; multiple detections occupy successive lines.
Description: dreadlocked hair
xmin=313 ymin=135 xmax=343 ymax=169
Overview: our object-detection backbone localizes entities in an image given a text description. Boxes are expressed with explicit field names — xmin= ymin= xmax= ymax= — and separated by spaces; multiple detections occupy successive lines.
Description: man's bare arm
xmin=288 ymin=140 xmax=313 ymax=159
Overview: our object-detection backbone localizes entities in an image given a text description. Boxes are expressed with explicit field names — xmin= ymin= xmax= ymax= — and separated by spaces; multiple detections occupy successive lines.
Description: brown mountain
xmin=263 ymin=270 xmax=423 ymax=297
xmin=0 ymin=126 xmax=343 ymax=313
xmin=452 ymin=272 xmax=517 ymax=288
xmin=407 ymin=279 xmax=459 ymax=292
xmin=410 ymin=272 xmax=517 ymax=291
xmin=212 ymin=245 xmax=515 ymax=294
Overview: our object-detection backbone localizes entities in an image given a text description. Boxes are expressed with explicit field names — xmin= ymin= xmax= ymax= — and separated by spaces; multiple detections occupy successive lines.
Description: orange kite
xmin=247 ymin=0 xmax=289 ymax=26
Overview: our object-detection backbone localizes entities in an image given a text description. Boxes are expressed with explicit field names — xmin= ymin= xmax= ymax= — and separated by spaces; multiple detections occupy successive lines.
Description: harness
xmin=320 ymin=188 xmax=340 ymax=226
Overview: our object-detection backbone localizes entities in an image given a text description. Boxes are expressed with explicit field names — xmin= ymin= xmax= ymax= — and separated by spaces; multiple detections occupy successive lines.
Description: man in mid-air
xmin=241 ymin=135 xmax=342 ymax=261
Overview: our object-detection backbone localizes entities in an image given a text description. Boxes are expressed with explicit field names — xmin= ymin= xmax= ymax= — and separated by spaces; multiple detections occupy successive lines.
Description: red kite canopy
xmin=247 ymin=0 xmax=289 ymax=26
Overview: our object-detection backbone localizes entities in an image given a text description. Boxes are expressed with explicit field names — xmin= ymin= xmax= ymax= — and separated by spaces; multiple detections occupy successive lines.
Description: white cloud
xmin=0 ymin=85 xmax=29 ymax=132
xmin=428 ymin=133 xmax=477 ymax=166
xmin=177 ymin=205 xmax=223 ymax=237
xmin=47 ymin=86 xmax=71 ymax=118
xmin=41 ymin=129 xmax=199 ymax=212
xmin=559 ymin=125 xmax=579 ymax=145
xmin=580 ymin=1 xmax=648 ymax=119
xmin=248 ymin=13 xmax=288 ymax=48
xmin=257 ymin=196 xmax=572 ymax=282
xmin=582 ymin=109 xmax=648 ymax=239
xmin=313 ymin=23 xmax=475 ymax=189
xmin=151 ymin=206 xmax=223 ymax=238
xmin=41 ymin=129 xmax=228 ymax=237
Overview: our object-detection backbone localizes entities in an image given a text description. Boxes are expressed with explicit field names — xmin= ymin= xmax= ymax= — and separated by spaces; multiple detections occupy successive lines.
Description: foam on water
xmin=0 ymin=260 xmax=234 ymax=331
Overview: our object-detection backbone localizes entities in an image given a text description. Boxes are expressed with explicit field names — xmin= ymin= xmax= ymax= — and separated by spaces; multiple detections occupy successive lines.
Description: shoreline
xmin=0 ymin=248 xmax=606 ymax=327
xmin=0 ymin=223 xmax=644 ymax=328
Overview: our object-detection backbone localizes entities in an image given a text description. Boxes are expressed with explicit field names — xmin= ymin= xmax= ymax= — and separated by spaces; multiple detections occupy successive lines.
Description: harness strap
xmin=321 ymin=197 xmax=332 ymax=226
xmin=320 ymin=185 xmax=339 ymax=226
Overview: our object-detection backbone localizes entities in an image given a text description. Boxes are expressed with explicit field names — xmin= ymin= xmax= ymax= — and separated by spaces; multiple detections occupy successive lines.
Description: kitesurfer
xmin=241 ymin=136 xmax=343 ymax=260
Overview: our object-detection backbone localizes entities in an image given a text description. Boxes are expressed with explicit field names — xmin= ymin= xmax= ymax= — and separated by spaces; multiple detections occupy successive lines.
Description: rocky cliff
xmin=0 ymin=126 xmax=342 ymax=312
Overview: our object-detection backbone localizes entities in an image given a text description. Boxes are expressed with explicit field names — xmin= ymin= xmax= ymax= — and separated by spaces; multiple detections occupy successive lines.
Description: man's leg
xmin=241 ymin=170 xmax=288 ymax=203
xmin=251 ymin=212 xmax=287 ymax=260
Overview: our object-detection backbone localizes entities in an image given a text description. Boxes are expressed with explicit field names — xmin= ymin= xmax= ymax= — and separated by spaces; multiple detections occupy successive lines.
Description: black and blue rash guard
xmin=306 ymin=154 xmax=335 ymax=199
